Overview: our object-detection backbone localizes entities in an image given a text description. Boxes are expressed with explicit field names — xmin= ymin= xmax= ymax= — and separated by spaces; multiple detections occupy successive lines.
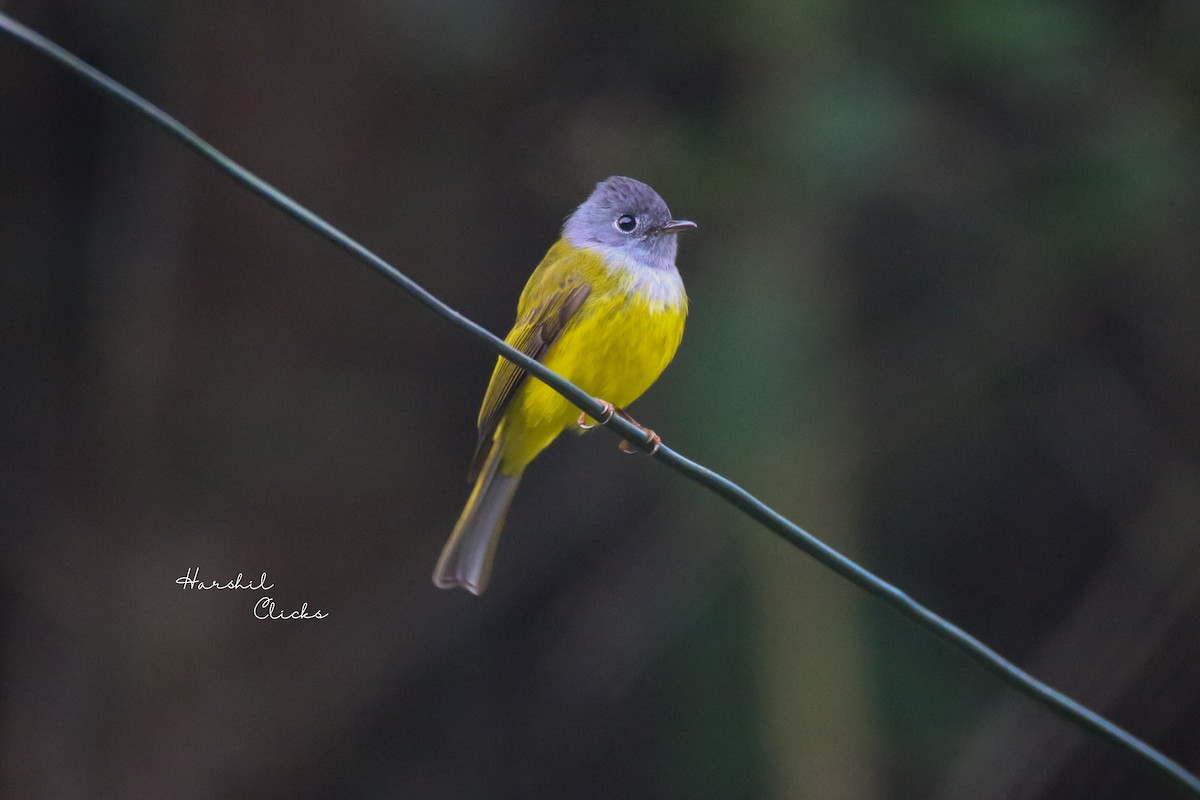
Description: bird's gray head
xmin=562 ymin=176 xmax=696 ymax=271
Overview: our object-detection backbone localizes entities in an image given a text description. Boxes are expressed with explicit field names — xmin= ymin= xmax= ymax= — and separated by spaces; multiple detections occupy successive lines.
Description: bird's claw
xmin=578 ymin=399 xmax=661 ymax=455
xmin=620 ymin=430 xmax=661 ymax=456
xmin=577 ymin=399 xmax=615 ymax=431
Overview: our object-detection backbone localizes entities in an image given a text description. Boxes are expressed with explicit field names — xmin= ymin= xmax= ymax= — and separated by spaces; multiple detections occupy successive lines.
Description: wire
xmin=2 ymin=11 xmax=1196 ymax=796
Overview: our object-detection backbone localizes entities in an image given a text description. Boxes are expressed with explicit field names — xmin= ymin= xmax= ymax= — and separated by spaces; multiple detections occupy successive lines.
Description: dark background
xmin=2 ymin=1 xmax=1198 ymax=797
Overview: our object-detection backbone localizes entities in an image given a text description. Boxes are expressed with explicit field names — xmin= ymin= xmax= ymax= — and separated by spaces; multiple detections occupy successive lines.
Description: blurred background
xmin=2 ymin=0 xmax=1198 ymax=797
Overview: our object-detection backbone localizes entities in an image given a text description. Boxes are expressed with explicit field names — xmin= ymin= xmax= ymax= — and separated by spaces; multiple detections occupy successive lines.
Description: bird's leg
xmin=614 ymin=408 xmax=662 ymax=456
xmin=577 ymin=399 xmax=614 ymax=431
xmin=577 ymin=401 xmax=661 ymax=455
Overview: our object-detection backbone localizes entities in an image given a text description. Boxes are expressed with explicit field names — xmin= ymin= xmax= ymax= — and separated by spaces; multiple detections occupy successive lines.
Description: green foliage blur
xmin=2 ymin=0 xmax=1197 ymax=798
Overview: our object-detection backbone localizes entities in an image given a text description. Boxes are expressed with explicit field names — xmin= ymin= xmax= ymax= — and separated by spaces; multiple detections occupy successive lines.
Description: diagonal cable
xmin=2 ymin=12 xmax=1196 ymax=796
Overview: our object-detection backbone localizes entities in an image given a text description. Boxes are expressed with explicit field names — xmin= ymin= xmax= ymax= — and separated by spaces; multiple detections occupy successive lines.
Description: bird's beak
xmin=658 ymin=219 xmax=697 ymax=234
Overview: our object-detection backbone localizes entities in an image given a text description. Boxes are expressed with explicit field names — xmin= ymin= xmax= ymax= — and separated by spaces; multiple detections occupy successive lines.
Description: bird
xmin=432 ymin=176 xmax=695 ymax=594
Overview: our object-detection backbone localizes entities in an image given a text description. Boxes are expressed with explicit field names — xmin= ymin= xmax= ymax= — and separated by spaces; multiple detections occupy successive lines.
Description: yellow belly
xmin=498 ymin=284 xmax=685 ymax=472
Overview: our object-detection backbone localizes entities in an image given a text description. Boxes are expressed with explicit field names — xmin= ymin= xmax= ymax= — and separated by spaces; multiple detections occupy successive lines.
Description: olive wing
xmin=468 ymin=280 xmax=591 ymax=481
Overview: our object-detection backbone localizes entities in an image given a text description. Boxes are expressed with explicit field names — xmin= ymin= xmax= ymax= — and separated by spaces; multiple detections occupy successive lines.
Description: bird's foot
xmin=578 ymin=401 xmax=661 ymax=455
xmin=619 ymin=429 xmax=661 ymax=456
xmin=577 ymin=399 xmax=615 ymax=431
xmin=612 ymin=408 xmax=661 ymax=456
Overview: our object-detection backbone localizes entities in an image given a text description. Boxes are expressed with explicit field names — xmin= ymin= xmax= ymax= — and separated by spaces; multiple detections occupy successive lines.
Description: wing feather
xmin=467 ymin=264 xmax=591 ymax=481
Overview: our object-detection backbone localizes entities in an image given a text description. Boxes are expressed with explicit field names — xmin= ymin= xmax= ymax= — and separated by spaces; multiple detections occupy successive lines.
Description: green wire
xmin=3 ymin=11 xmax=1196 ymax=796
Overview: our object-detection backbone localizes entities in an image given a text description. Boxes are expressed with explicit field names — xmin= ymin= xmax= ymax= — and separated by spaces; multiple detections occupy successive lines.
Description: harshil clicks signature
xmin=176 ymin=567 xmax=328 ymax=619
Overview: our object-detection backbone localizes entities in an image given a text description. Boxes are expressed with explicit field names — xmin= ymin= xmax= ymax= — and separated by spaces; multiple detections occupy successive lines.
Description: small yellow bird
xmin=433 ymin=176 xmax=695 ymax=594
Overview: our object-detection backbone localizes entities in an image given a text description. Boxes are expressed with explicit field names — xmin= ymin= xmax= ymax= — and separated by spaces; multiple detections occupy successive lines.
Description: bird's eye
xmin=615 ymin=214 xmax=637 ymax=233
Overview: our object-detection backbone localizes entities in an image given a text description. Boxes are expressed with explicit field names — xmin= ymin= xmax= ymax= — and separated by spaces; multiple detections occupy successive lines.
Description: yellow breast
xmin=498 ymin=240 xmax=687 ymax=471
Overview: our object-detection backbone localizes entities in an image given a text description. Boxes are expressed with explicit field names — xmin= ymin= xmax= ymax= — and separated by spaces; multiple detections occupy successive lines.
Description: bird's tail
xmin=433 ymin=443 xmax=522 ymax=595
